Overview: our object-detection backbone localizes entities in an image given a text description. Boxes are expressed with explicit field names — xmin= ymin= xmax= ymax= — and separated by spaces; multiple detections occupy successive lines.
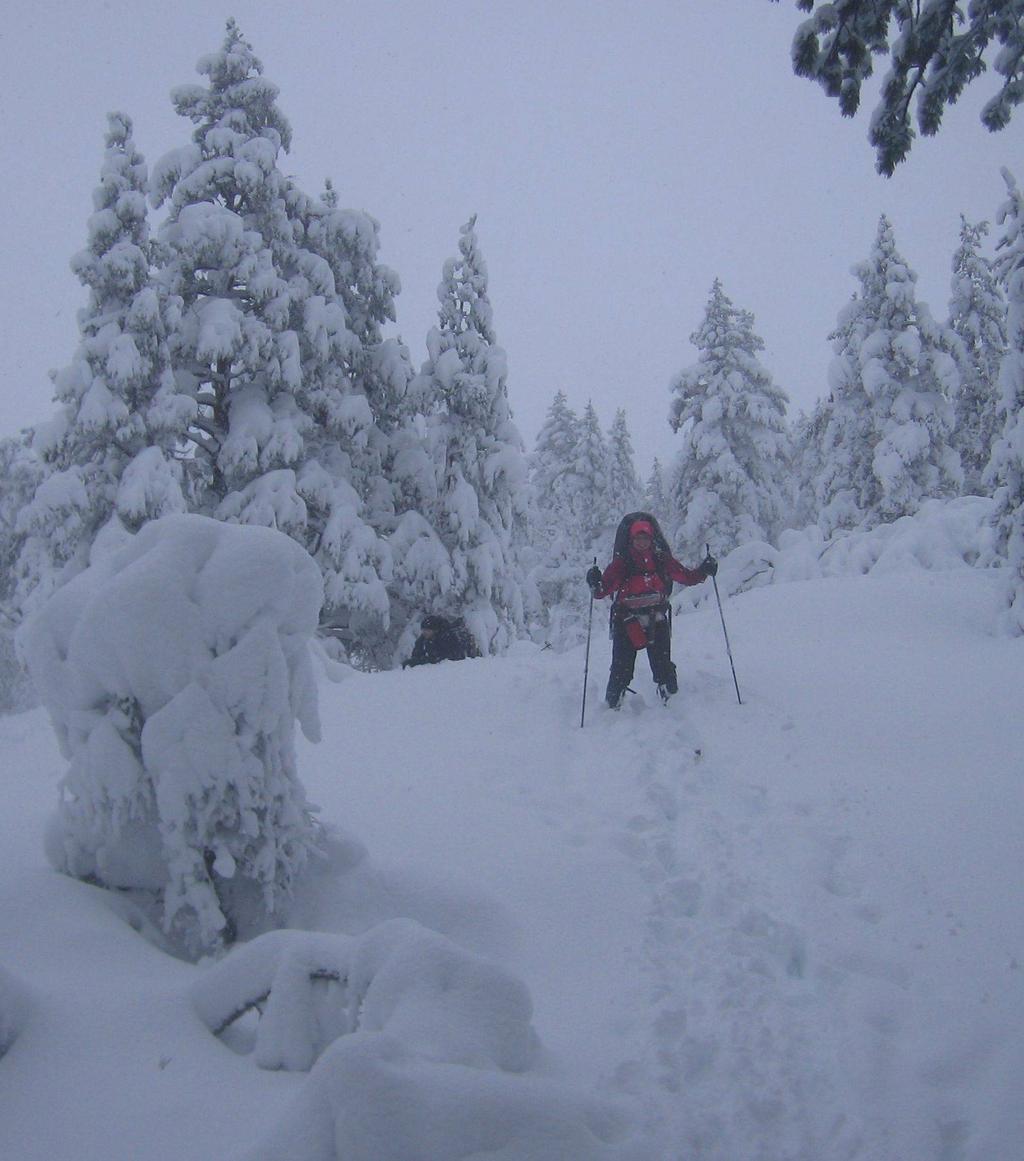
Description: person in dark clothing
xmin=586 ymin=517 xmax=718 ymax=708
xmin=403 ymin=614 xmax=470 ymax=668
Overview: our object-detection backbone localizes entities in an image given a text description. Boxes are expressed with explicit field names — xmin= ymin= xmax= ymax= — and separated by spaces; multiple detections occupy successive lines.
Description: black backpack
xmin=611 ymin=511 xmax=674 ymax=598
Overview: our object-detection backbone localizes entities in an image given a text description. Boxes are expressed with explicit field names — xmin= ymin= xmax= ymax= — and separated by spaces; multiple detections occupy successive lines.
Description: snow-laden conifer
xmin=0 ymin=434 xmax=42 ymax=711
xmin=606 ymin=409 xmax=643 ymax=519
xmin=0 ymin=433 xmax=42 ymax=621
xmin=986 ymin=168 xmax=1024 ymax=634
xmin=527 ymin=392 xmax=591 ymax=648
xmin=816 ymin=216 xmax=962 ymax=534
xmin=16 ymin=113 xmax=193 ymax=615
xmin=522 ymin=390 xmax=603 ymax=645
xmin=668 ymin=279 xmax=791 ymax=553
xmin=572 ymin=401 xmax=613 ymax=551
xmin=301 ymin=181 xmax=421 ymax=663
xmin=413 ymin=217 xmax=529 ymax=653
xmin=528 ymin=391 xmax=584 ymax=568
xmin=790 ymin=399 xmax=832 ymax=530
xmin=644 ymin=457 xmax=669 ymax=518
xmin=948 ymin=216 xmax=1007 ymax=494
xmin=151 ymin=22 xmax=394 ymax=654
xmin=530 ymin=390 xmax=580 ymax=517
xmin=305 ymin=183 xmax=439 ymax=663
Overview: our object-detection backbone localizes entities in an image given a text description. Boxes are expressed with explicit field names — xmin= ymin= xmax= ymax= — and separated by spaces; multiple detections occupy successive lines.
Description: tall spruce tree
xmin=0 ymin=433 xmax=43 ymax=622
xmin=816 ymin=216 xmax=962 ymax=533
xmin=572 ymin=401 xmax=613 ymax=551
xmin=151 ymin=22 xmax=394 ymax=654
xmin=302 ymin=181 xmax=422 ymax=662
xmin=644 ymin=457 xmax=669 ymax=519
xmin=790 ymin=398 xmax=832 ymax=529
xmin=530 ymin=392 xmax=579 ymax=505
xmin=668 ymin=279 xmax=791 ymax=552
xmin=413 ymin=216 xmax=529 ymax=652
xmin=948 ymin=216 xmax=1007 ymax=494
xmin=17 ymin=112 xmax=193 ymax=616
xmin=529 ymin=391 xmax=581 ymax=549
xmin=606 ymin=408 xmax=643 ymax=518
xmin=527 ymin=392 xmax=590 ymax=648
xmin=986 ymin=168 xmax=1024 ymax=634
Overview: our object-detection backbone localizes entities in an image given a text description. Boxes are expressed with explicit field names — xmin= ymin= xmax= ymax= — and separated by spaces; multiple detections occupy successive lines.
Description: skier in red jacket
xmin=586 ymin=517 xmax=717 ymax=708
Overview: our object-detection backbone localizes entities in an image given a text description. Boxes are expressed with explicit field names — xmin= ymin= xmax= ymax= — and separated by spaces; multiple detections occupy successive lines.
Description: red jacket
xmin=595 ymin=548 xmax=705 ymax=603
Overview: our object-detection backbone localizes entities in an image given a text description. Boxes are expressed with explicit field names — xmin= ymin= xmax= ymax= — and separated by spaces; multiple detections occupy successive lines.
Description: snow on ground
xmin=1 ymin=565 xmax=1023 ymax=1159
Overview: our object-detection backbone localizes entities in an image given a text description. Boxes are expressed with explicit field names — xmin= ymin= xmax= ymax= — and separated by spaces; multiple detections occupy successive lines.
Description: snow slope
xmin=1 ymin=567 xmax=1022 ymax=1159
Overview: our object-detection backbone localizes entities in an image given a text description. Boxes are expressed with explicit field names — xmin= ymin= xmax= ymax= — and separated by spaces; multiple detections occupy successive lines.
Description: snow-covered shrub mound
xmin=248 ymin=1034 xmax=646 ymax=1161
xmin=676 ymin=496 xmax=997 ymax=609
xmin=19 ymin=513 xmax=325 ymax=958
xmin=0 ymin=965 xmax=32 ymax=1061
xmin=209 ymin=924 xmax=643 ymax=1161
xmin=191 ymin=919 xmax=539 ymax=1074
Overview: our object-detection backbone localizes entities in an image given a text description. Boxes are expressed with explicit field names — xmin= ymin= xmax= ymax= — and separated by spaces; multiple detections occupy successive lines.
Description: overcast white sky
xmin=0 ymin=1 xmax=1018 ymax=473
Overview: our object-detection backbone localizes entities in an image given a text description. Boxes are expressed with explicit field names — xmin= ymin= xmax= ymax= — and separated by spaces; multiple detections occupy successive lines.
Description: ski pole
xmin=580 ymin=557 xmax=597 ymax=728
xmin=707 ymin=543 xmax=742 ymax=705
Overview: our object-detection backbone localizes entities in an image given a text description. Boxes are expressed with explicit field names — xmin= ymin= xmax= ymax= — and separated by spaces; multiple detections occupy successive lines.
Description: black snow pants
xmin=605 ymin=607 xmax=677 ymax=707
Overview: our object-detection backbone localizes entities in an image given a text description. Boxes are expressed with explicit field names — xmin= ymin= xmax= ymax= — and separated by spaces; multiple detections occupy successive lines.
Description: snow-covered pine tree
xmin=525 ymin=392 xmax=589 ymax=648
xmin=0 ymin=433 xmax=42 ymax=622
xmin=302 ymin=180 xmax=423 ymax=663
xmin=530 ymin=390 xmax=580 ymax=518
xmin=948 ymin=216 xmax=1007 ymax=494
xmin=305 ymin=182 xmax=452 ymax=664
xmin=522 ymin=390 xmax=603 ymax=645
xmin=789 ymin=398 xmax=832 ymax=529
xmin=667 ymin=279 xmax=791 ymax=553
xmin=528 ymin=391 xmax=583 ymax=561
xmin=572 ymin=401 xmax=613 ymax=552
xmin=986 ymin=168 xmax=1024 ymax=635
xmin=413 ymin=216 xmax=529 ymax=653
xmin=0 ymin=433 xmax=42 ymax=711
xmin=15 ymin=113 xmax=193 ymax=617
xmin=644 ymin=457 xmax=669 ymax=517
xmin=305 ymin=178 xmax=413 ymax=454
xmin=816 ymin=216 xmax=963 ymax=534
xmin=151 ymin=22 xmax=393 ymax=658
xmin=606 ymin=408 xmax=643 ymax=519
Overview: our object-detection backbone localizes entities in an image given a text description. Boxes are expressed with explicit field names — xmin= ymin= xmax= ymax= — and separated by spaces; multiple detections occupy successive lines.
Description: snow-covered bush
xmin=674 ymin=496 xmax=998 ymax=610
xmin=247 ymin=1037 xmax=644 ymax=1161
xmin=210 ymin=923 xmax=643 ymax=1161
xmin=190 ymin=919 xmax=538 ymax=1074
xmin=19 ymin=513 xmax=325 ymax=957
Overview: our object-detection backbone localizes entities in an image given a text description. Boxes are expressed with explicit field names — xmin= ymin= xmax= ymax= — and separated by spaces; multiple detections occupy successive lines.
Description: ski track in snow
xmin=536 ymin=674 xmax=866 ymax=1160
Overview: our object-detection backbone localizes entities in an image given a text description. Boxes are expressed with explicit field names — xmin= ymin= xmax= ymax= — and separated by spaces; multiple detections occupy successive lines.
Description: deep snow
xmin=1 ymin=565 xmax=1022 ymax=1159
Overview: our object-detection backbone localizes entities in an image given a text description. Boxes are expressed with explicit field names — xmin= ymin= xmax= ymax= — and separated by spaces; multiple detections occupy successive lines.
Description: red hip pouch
xmin=624 ymin=618 xmax=648 ymax=649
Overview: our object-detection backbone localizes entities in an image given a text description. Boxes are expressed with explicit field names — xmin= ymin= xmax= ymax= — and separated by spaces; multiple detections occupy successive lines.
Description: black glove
xmin=586 ymin=565 xmax=602 ymax=592
xmin=700 ymin=553 xmax=718 ymax=578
